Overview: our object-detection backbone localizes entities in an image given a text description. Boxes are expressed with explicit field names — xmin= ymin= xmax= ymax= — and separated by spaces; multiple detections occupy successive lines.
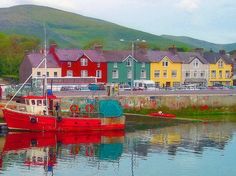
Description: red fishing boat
xmin=3 ymin=95 xmax=125 ymax=131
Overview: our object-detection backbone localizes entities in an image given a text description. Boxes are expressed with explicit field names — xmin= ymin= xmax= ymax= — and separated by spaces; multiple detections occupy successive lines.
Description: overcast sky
xmin=1 ymin=0 xmax=236 ymax=44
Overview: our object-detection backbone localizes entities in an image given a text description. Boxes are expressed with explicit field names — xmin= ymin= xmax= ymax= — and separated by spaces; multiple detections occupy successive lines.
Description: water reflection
xmin=0 ymin=122 xmax=236 ymax=176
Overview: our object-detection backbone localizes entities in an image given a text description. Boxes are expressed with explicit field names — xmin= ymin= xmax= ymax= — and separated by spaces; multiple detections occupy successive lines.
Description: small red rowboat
xmin=148 ymin=112 xmax=176 ymax=118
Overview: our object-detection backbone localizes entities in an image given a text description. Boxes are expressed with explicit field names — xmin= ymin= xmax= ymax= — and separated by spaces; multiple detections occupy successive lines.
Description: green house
xmin=105 ymin=50 xmax=150 ymax=85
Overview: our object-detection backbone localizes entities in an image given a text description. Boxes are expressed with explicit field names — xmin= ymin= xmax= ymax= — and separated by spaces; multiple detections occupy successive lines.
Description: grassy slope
xmin=0 ymin=5 xmax=192 ymax=50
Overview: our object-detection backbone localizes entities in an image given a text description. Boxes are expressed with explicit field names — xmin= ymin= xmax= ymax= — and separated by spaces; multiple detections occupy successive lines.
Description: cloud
xmin=177 ymin=0 xmax=201 ymax=12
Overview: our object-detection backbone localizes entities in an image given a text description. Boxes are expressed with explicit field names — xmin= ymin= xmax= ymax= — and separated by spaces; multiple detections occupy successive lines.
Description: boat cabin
xmin=22 ymin=95 xmax=57 ymax=115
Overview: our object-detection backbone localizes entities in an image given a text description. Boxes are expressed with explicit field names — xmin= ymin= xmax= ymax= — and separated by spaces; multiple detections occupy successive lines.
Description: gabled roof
xmin=204 ymin=52 xmax=233 ymax=64
xmin=83 ymin=50 xmax=107 ymax=62
xmin=27 ymin=53 xmax=59 ymax=68
xmin=178 ymin=52 xmax=208 ymax=64
xmin=147 ymin=51 xmax=182 ymax=63
xmin=56 ymin=49 xmax=84 ymax=61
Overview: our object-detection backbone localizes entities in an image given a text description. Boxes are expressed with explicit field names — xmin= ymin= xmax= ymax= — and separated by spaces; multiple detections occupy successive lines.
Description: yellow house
xmin=204 ymin=51 xmax=233 ymax=86
xmin=149 ymin=50 xmax=182 ymax=88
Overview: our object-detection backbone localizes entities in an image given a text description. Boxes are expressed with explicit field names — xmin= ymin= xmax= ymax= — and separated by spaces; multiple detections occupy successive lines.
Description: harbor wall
xmin=58 ymin=94 xmax=236 ymax=111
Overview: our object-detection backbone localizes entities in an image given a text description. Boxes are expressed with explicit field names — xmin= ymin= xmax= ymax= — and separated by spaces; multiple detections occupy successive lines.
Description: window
xmin=96 ymin=70 xmax=102 ymax=78
xmin=81 ymin=70 xmax=88 ymax=77
xmin=200 ymin=71 xmax=205 ymax=78
xmin=171 ymin=70 xmax=177 ymax=78
xmin=185 ymin=71 xmax=190 ymax=78
xmin=67 ymin=62 xmax=71 ymax=67
xmin=54 ymin=72 xmax=58 ymax=77
xmin=81 ymin=58 xmax=88 ymax=66
xmin=163 ymin=70 xmax=167 ymax=78
xmin=141 ymin=62 xmax=145 ymax=68
xmin=193 ymin=59 xmax=199 ymax=68
xmin=31 ymin=100 xmax=35 ymax=105
xmin=37 ymin=100 xmax=42 ymax=106
xmin=162 ymin=60 xmax=168 ymax=67
xmin=225 ymin=70 xmax=230 ymax=78
xmin=113 ymin=62 xmax=118 ymax=68
xmin=112 ymin=69 xmax=119 ymax=79
xmin=193 ymin=71 xmax=197 ymax=78
xmin=47 ymin=72 xmax=49 ymax=77
xmin=127 ymin=70 xmax=132 ymax=79
xmin=126 ymin=59 xmax=132 ymax=67
xmin=211 ymin=70 xmax=216 ymax=78
xmin=141 ymin=69 xmax=146 ymax=79
xmin=97 ymin=63 xmax=100 ymax=68
xmin=218 ymin=60 xmax=224 ymax=68
xmin=67 ymin=70 xmax=73 ymax=77
xmin=219 ymin=70 xmax=223 ymax=78
xmin=154 ymin=70 xmax=160 ymax=78
xmin=37 ymin=72 xmax=41 ymax=77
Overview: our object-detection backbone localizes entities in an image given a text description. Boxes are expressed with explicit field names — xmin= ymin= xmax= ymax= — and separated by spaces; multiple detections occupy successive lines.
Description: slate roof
xmin=56 ymin=49 xmax=84 ymax=61
xmin=178 ymin=52 xmax=208 ymax=64
xmin=83 ymin=50 xmax=107 ymax=62
xmin=147 ymin=51 xmax=182 ymax=63
xmin=204 ymin=52 xmax=233 ymax=64
xmin=103 ymin=50 xmax=131 ymax=62
xmin=27 ymin=53 xmax=59 ymax=68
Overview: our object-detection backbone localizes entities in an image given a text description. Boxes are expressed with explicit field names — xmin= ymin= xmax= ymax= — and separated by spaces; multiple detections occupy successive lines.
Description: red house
xmin=49 ymin=44 xmax=107 ymax=83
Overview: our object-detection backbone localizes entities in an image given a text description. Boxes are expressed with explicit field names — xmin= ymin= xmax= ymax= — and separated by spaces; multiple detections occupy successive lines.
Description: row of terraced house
xmin=19 ymin=44 xmax=234 ymax=88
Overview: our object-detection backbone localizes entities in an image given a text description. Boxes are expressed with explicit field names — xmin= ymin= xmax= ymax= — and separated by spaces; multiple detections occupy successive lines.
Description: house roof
xmin=56 ymin=49 xmax=84 ymax=61
xmin=204 ymin=52 xmax=233 ymax=64
xmin=178 ymin=52 xmax=208 ymax=64
xmin=27 ymin=53 xmax=59 ymax=68
xmin=103 ymin=50 xmax=132 ymax=62
xmin=147 ymin=51 xmax=182 ymax=63
xmin=83 ymin=50 xmax=107 ymax=62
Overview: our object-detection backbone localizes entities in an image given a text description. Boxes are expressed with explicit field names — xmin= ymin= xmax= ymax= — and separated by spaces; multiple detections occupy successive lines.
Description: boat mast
xmin=44 ymin=25 xmax=49 ymax=115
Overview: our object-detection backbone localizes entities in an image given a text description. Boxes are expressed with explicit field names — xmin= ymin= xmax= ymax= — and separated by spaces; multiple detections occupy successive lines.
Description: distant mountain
xmin=0 ymin=5 xmax=192 ymax=50
xmin=161 ymin=35 xmax=236 ymax=52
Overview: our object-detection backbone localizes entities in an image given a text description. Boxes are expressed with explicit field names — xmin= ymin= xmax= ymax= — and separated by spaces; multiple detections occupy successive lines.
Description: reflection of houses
xmin=179 ymin=50 xmax=209 ymax=87
xmin=149 ymin=47 xmax=182 ymax=88
xmin=204 ymin=50 xmax=233 ymax=86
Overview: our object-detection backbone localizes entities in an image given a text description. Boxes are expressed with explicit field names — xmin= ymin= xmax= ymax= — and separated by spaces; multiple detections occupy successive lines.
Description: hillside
xmin=0 ymin=5 xmax=192 ymax=50
xmin=161 ymin=35 xmax=236 ymax=52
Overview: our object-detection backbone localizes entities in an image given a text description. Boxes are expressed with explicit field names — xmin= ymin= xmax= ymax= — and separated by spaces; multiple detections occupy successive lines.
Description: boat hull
xmin=3 ymin=108 xmax=125 ymax=131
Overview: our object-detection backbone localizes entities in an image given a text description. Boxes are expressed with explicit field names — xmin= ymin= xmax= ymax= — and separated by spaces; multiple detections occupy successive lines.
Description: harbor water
xmin=0 ymin=119 xmax=236 ymax=176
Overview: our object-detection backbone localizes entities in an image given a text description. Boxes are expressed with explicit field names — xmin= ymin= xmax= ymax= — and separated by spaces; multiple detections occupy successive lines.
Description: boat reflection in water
xmin=0 ymin=131 xmax=124 ymax=175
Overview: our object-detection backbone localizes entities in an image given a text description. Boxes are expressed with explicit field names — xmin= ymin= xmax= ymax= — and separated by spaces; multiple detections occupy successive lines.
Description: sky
xmin=0 ymin=0 xmax=236 ymax=44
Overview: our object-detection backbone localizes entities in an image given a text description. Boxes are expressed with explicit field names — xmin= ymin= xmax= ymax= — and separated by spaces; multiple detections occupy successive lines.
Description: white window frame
xmin=218 ymin=60 xmax=224 ymax=68
xmin=193 ymin=59 xmax=199 ymax=68
xmin=141 ymin=62 xmax=145 ymax=68
xmin=113 ymin=62 xmax=118 ymax=68
xmin=126 ymin=59 xmax=132 ymax=67
xmin=127 ymin=70 xmax=132 ymax=79
xmin=162 ymin=60 xmax=168 ymax=67
xmin=211 ymin=70 xmax=216 ymax=79
xmin=154 ymin=70 xmax=160 ymax=78
xmin=171 ymin=70 xmax=177 ymax=78
xmin=67 ymin=62 xmax=71 ymax=67
xmin=67 ymin=70 xmax=73 ymax=77
xmin=54 ymin=72 xmax=58 ymax=77
xmin=185 ymin=71 xmax=190 ymax=78
xmin=97 ymin=63 xmax=100 ymax=68
xmin=140 ymin=69 xmax=146 ymax=79
xmin=81 ymin=58 xmax=88 ymax=66
xmin=163 ymin=70 xmax=167 ymax=78
xmin=225 ymin=70 xmax=230 ymax=78
xmin=112 ymin=69 xmax=119 ymax=79
xmin=81 ymin=70 xmax=88 ymax=77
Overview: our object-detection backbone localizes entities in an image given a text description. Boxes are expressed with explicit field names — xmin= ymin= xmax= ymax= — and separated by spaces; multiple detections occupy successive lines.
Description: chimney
xmin=94 ymin=44 xmax=103 ymax=53
xmin=194 ymin=48 xmax=204 ymax=55
xmin=219 ymin=50 xmax=226 ymax=55
xmin=49 ymin=43 xmax=57 ymax=54
xmin=168 ymin=45 xmax=177 ymax=55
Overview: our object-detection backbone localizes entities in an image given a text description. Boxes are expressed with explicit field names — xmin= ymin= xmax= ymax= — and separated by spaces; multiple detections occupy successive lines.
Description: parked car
xmin=119 ymin=84 xmax=131 ymax=91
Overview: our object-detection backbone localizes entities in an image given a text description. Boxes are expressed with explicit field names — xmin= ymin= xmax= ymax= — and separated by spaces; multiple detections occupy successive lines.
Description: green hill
xmin=161 ymin=35 xmax=236 ymax=52
xmin=0 ymin=5 xmax=192 ymax=50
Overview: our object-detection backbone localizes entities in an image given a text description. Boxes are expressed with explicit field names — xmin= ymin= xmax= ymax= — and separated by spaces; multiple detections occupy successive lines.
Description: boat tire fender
xmin=30 ymin=116 xmax=37 ymax=124
xmin=85 ymin=104 xmax=94 ymax=113
xmin=70 ymin=104 xmax=79 ymax=113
